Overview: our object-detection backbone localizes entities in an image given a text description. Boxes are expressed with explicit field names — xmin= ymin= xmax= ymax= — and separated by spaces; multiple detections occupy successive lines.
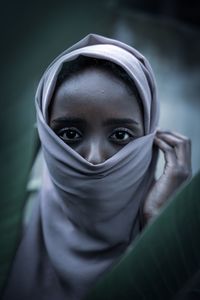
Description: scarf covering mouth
xmin=3 ymin=34 xmax=159 ymax=300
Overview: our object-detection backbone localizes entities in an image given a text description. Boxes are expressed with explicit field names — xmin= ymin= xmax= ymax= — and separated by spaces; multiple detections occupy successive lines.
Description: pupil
xmin=67 ymin=130 xmax=76 ymax=138
xmin=116 ymin=131 xmax=125 ymax=139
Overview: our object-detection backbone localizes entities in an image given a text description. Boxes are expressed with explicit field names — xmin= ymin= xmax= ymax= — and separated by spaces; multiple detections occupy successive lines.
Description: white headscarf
xmin=3 ymin=34 xmax=159 ymax=300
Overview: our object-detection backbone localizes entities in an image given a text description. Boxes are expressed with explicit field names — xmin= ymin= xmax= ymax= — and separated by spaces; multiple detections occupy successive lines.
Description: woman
xmin=3 ymin=34 xmax=191 ymax=300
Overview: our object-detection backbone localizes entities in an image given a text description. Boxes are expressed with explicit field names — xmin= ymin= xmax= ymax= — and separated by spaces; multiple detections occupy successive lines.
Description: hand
xmin=143 ymin=130 xmax=192 ymax=225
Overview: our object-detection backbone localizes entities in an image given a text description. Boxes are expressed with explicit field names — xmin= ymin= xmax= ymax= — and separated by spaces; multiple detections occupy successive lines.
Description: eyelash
xmin=57 ymin=127 xmax=82 ymax=143
xmin=109 ymin=128 xmax=134 ymax=144
xmin=56 ymin=127 xmax=135 ymax=144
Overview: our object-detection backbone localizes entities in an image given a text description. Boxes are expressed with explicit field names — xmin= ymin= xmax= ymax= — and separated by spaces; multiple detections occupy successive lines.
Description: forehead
xmin=50 ymin=66 xmax=142 ymax=117
xmin=55 ymin=56 xmax=141 ymax=98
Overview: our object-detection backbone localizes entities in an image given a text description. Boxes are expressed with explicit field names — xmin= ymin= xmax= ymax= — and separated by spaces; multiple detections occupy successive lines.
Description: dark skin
xmin=49 ymin=66 xmax=192 ymax=225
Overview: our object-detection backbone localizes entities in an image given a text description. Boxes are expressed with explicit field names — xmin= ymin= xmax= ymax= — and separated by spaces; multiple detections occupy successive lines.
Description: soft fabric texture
xmin=3 ymin=33 xmax=159 ymax=300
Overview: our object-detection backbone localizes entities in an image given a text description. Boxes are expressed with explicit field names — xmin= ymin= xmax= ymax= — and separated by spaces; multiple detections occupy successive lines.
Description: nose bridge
xmin=86 ymin=137 xmax=105 ymax=165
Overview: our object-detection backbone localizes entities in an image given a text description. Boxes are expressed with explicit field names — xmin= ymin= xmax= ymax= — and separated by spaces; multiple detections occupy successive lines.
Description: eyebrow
xmin=103 ymin=118 xmax=139 ymax=126
xmin=51 ymin=117 xmax=86 ymax=125
xmin=51 ymin=117 xmax=139 ymax=126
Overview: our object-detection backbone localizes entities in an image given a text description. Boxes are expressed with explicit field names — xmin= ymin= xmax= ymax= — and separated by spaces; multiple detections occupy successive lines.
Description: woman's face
xmin=49 ymin=66 xmax=144 ymax=164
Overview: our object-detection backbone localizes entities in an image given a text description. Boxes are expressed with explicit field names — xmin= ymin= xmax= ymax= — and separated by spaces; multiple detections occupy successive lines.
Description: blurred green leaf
xmin=0 ymin=103 xmax=36 ymax=296
xmin=86 ymin=172 xmax=200 ymax=300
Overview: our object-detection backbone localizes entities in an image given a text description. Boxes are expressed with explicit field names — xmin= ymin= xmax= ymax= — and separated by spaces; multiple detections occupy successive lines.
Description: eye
xmin=109 ymin=128 xmax=134 ymax=144
xmin=57 ymin=127 xmax=82 ymax=143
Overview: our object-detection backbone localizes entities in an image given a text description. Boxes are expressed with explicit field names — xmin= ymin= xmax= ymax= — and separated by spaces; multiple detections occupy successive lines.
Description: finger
xmin=154 ymin=136 xmax=177 ymax=167
xmin=157 ymin=129 xmax=191 ymax=144
xmin=165 ymin=132 xmax=192 ymax=160
xmin=156 ymin=132 xmax=191 ymax=166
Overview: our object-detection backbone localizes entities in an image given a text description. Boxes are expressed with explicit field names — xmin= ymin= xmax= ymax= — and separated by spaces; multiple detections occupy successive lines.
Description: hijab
xmin=3 ymin=33 xmax=159 ymax=300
